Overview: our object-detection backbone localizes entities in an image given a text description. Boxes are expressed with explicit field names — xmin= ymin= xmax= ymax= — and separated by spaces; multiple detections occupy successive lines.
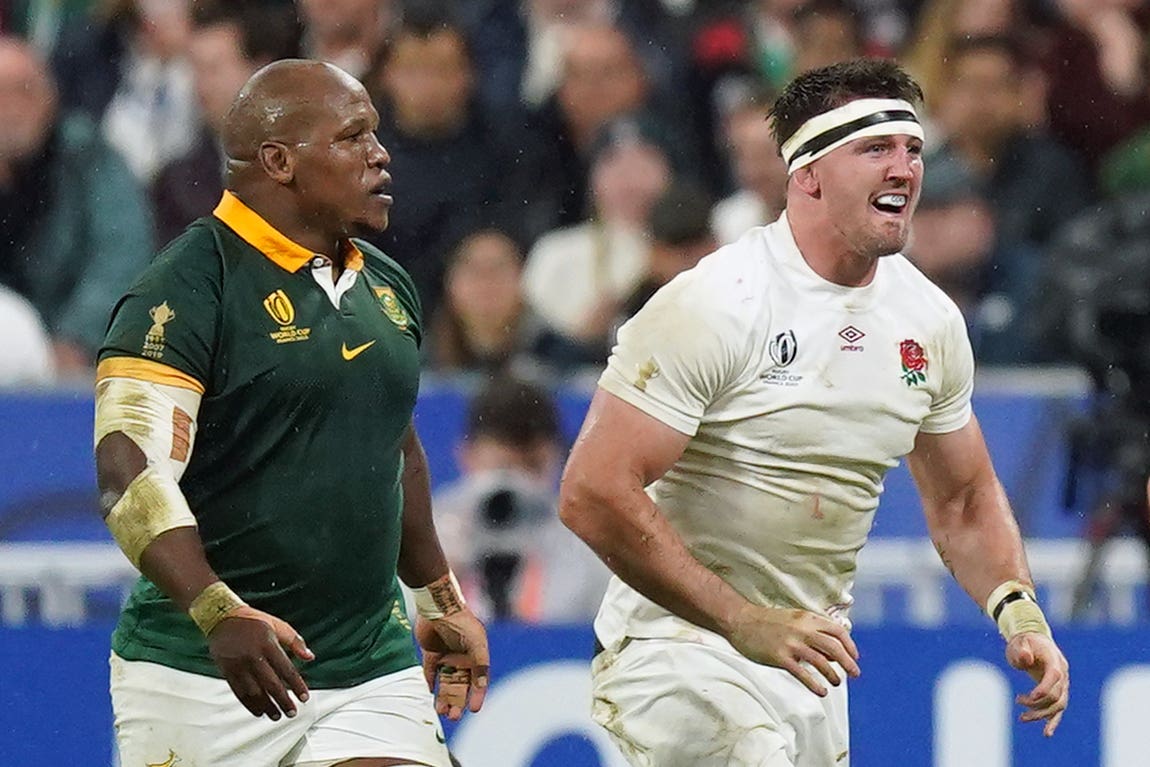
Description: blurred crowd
xmin=3 ymin=0 xmax=1150 ymax=619
xmin=3 ymin=0 xmax=1150 ymax=384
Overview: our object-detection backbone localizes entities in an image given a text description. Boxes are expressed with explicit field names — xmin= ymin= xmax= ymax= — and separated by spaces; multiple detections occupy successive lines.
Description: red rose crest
xmin=899 ymin=339 xmax=927 ymax=386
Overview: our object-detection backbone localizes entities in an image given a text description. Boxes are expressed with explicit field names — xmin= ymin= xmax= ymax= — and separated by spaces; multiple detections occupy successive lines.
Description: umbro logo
xmin=839 ymin=325 xmax=865 ymax=352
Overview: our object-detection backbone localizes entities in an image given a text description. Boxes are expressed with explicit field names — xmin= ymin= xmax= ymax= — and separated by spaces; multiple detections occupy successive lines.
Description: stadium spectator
xmin=151 ymin=0 xmax=301 ymax=244
xmin=900 ymin=150 xmax=1043 ymax=363
xmin=617 ymin=180 xmax=716 ymax=325
xmin=522 ymin=114 xmax=673 ymax=362
xmin=791 ymin=0 xmax=864 ymax=76
xmin=460 ymin=0 xmax=682 ymax=123
xmin=1041 ymin=0 xmax=1150 ymax=171
xmin=296 ymin=0 xmax=393 ymax=80
xmin=711 ymin=84 xmax=787 ymax=245
xmin=901 ymin=0 xmax=1027 ymax=111
xmin=364 ymin=8 xmax=508 ymax=319
xmin=511 ymin=22 xmax=655 ymax=244
xmin=0 ymin=36 xmax=152 ymax=374
xmin=0 ymin=283 xmax=54 ymax=386
xmin=105 ymin=0 xmax=201 ymax=181
xmin=929 ymin=35 xmax=1092 ymax=253
xmin=425 ymin=229 xmax=563 ymax=376
xmin=433 ymin=374 xmax=610 ymax=622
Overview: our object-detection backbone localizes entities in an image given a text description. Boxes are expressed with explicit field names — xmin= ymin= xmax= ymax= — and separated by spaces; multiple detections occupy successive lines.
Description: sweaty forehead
xmin=286 ymin=70 xmax=371 ymax=128
xmin=223 ymin=61 xmax=371 ymax=156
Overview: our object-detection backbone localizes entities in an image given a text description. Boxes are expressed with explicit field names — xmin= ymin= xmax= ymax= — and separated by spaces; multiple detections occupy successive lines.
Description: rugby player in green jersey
xmin=94 ymin=59 xmax=487 ymax=767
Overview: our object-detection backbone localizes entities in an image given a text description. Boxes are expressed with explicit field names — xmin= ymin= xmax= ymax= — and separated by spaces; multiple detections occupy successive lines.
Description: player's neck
xmin=786 ymin=210 xmax=878 ymax=288
xmin=243 ymin=191 xmax=345 ymax=263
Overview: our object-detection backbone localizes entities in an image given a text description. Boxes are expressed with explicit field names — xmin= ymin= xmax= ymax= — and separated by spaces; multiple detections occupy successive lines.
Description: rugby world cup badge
xmin=768 ymin=330 xmax=798 ymax=367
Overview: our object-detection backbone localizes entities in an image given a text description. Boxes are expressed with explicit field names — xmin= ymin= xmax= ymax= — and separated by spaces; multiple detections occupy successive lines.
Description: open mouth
xmin=871 ymin=192 xmax=908 ymax=215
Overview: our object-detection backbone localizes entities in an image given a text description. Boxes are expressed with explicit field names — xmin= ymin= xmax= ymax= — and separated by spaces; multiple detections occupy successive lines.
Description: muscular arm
xmin=396 ymin=420 xmax=490 ymax=720
xmin=909 ymin=415 xmax=1069 ymax=735
xmin=907 ymin=416 xmax=1032 ymax=606
xmin=558 ymin=388 xmax=745 ymax=635
xmin=95 ymin=432 xmax=219 ymax=610
xmin=396 ymin=421 xmax=451 ymax=588
xmin=95 ymin=380 xmax=311 ymax=720
xmin=560 ymin=388 xmax=859 ymax=694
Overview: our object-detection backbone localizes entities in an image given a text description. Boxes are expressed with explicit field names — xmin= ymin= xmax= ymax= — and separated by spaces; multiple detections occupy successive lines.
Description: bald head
xmin=222 ymin=58 xmax=367 ymax=163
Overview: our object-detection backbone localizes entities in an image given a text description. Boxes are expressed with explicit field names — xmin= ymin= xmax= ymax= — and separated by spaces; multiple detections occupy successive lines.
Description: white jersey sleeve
xmin=598 ymin=254 xmax=757 ymax=436
xmin=919 ymin=301 xmax=975 ymax=434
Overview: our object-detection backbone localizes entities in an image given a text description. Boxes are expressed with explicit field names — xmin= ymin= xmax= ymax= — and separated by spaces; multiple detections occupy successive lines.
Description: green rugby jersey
xmin=98 ymin=191 xmax=423 ymax=688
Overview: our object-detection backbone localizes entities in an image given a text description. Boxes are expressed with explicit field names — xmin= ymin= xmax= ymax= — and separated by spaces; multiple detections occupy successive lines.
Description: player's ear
xmin=259 ymin=141 xmax=295 ymax=184
xmin=792 ymin=165 xmax=820 ymax=198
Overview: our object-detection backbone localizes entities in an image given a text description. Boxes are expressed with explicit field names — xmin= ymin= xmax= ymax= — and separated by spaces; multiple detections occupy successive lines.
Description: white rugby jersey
xmin=594 ymin=213 xmax=974 ymax=651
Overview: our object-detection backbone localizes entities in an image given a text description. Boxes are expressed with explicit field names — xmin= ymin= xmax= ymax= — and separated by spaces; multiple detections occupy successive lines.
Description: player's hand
xmin=416 ymin=610 xmax=490 ymax=720
xmin=207 ymin=605 xmax=314 ymax=720
xmin=724 ymin=603 xmax=861 ymax=697
xmin=1006 ymin=631 xmax=1069 ymax=736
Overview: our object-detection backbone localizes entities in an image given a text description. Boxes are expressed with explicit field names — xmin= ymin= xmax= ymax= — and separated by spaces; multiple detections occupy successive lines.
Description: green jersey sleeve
xmin=100 ymin=224 xmax=223 ymax=388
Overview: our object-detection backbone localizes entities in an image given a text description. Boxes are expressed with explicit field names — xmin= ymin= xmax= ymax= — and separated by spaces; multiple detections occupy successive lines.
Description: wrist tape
xmin=412 ymin=571 xmax=466 ymax=620
xmin=986 ymin=579 xmax=1052 ymax=641
xmin=188 ymin=581 xmax=246 ymax=636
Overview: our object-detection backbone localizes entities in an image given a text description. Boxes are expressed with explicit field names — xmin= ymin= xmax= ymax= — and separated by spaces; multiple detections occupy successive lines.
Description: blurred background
xmin=2 ymin=0 xmax=1150 ymax=764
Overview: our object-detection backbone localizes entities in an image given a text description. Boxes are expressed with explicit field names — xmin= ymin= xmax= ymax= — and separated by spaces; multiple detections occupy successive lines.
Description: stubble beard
xmin=856 ymin=218 xmax=910 ymax=260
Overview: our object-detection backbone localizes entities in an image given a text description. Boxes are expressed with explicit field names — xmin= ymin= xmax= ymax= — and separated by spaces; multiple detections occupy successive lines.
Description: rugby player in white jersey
xmin=558 ymin=58 xmax=1069 ymax=766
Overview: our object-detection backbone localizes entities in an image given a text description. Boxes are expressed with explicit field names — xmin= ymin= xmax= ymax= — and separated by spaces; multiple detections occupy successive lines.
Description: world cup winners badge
xmin=143 ymin=301 xmax=175 ymax=359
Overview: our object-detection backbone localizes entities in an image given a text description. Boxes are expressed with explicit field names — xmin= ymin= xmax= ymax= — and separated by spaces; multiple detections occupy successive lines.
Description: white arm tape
xmin=412 ymin=571 xmax=466 ymax=620
xmin=95 ymin=376 xmax=203 ymax=567
xmin=986 ymin=579 xmax=1053 ymax=641
xmin=95 ymin=376 xmax=201 ymax=479
xmin=105 ymin=464 xmax=198 ymax=567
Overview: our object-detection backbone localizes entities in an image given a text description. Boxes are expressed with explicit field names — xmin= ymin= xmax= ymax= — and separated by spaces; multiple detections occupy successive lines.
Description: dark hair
xmin=380 ymin=1 xmax=473 ymax=66
xmin=466 ymin=376 xmax=561 ymax=447
xmin=944 ymin=34 xmax=1030 ymax=72
xmin=429 ymin=229 xmax=525 ymax=372
xmin=768 ymin=58 xmax=924 ymax=151
xmin=650 ymin=181 xmax=713 ymax=246
xmin=190 ymin=0 xmax=302 ymax=63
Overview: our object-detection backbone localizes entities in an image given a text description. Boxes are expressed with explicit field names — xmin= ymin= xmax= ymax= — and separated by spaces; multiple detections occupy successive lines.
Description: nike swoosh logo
xmin=341 ymin=340 xmax=375 ymax=360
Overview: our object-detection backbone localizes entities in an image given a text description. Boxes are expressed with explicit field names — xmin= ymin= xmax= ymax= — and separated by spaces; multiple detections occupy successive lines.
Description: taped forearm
xmin=95 ymin=374 xmax=203 ymax=567
xmin=104 ymin=465 xmax=197 ymax=567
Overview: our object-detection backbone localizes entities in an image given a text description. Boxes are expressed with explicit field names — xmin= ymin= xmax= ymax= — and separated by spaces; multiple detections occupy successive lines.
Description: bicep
xmin=907 ymin=416 xmax=996 ymax=515
xmin=565 ymin=387 xmax=692 ymax=492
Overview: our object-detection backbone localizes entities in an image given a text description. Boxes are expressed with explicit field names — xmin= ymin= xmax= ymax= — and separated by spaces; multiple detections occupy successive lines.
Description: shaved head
xmin=222 ymin=58 xmax=367 ymax=163
xmin=216 ymin=56 xmax=391 ymax=249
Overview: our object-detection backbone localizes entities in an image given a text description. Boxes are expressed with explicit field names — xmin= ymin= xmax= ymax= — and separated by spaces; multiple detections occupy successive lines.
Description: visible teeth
xmin=875 ymin=193 xmax=907 ymax=207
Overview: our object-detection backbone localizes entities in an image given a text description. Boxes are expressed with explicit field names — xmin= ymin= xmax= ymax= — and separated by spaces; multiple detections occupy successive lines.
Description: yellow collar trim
xmin=212 ymin=190 xmax=364 ymax=274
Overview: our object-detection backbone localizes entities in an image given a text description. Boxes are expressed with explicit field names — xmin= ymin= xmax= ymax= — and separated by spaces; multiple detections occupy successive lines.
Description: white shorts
xmin=110 ymin=653 xmax=453 ymax=767
xmin=590 ymin=637 xmax=850 ymax=767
